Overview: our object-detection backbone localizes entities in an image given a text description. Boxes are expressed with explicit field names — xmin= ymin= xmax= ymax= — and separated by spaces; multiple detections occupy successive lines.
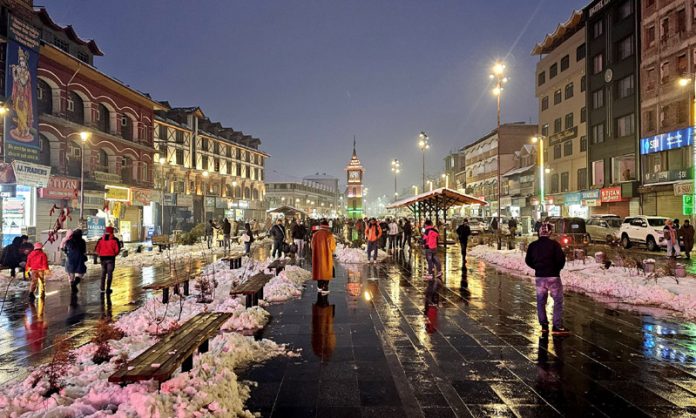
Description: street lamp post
xmin=531 ymin=135 xmax=546 ymax=218
xmin=418 ymin=132 xmax=430 ymax=194
xmin=441 ymin=173 xmax=449 ymax=188
xmin=391 ymin=159 xmax=400 ymax=202
xmin=158 ymin=157 xmax=166 ymax=234
xmin=77 ymin=131 xmax=91 ymax=226
xmin=427 ymin=180 xmax=433 ymax=192
xmin=490 ymin=61 xmax=507 ymax=249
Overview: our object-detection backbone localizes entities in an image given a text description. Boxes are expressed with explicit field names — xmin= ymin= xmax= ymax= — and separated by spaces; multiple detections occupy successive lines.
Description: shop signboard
xmin=564 ymin=192 xmax=582 ymax=205
xmin=131 ymin=188 xmax=161 ymax=206
xmin=684 ymin=195 xmax=694 ymax=216
xmin=78 ymin=190 xmax=105 ymax=210
xmin=93 ymin=171 xmax=122 ymax=184
xmin=643 ymin=169 xmax=690 ymax=184
xmin=86 ymin=216 xmax=105 ymax=239
xmin=205 ymin=196 xmax=216 ymax=208
xmin=105 ymin=185 xmax=130 ymax=202
xmin=39 ymin=176 xmax=79 ymax=200
xmin=600 ymin=186 xmax=623 ymax=203
xmin=215 ymin=197 xmax=229 ymax=209
xmin=163 ymin=193 xmax=177 ymax=206
xmin=640 ymin=127 xmax=694 ymax=155
xmin=584 ymin=199 xmax=601 ymax=207
xmin=4 ymin=15 xmax=41 ymax=163
xmin=500 ymin=196 xmax=512 ymax=207
xmin=674 ymin=182 xmax=694 ymax=196
xmin=11 ymin=160 xmax=50 ymax=187
xmin=177 ymin=194 xmax=193 ymax=207
xmin=581 ymin=189 xmax=600 ymax=200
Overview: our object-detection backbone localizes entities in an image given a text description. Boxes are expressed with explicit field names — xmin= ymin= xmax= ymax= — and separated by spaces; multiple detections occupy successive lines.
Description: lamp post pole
xmin=677 ymin=75 xmax=696 ymax=222
xmin=391 ymin=159 xmax=400 ymax=202
xmin=532 ymin=136 xmax=545 ymax=218
xmin=418 ymin=132 xmax=429 ymax=194
xmin=77 ymin=131 xmax=90 ymax=228
xmin=490 ymin=62 xmax=507 ymax=250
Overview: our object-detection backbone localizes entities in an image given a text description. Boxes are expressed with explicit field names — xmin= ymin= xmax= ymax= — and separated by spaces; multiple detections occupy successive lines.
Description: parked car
xmin=468 ymin=218 xmax=485 ymax=235
xmin=546 ymin=217 xmax=590 ymax=249
xmin=485 ymin=217 xmax=510 ymax=235
xmin=586 ymin=216 xmax=623 ymax=243
xmin=619 ymin=216 xmax=670 ymax=251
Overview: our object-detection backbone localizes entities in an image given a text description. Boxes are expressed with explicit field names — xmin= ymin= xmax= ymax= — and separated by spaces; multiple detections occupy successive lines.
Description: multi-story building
xmin=533 ymin=10 xmax=590 ymax=218
xmin=154 ymin=107 xmax=267 ymax=233
xmin=501 ymin=143 xmax=538 ymax=224
xmin=265 ymin=179 xmax=340 ymax=219
xmin=584 ymin=0 xmax=642 ymax=217
xmin=639 ymin=0 xmax=696 ymax=218
xmin=302 ymin=173 xmax=340 ymax=212
xmin=463 ymin=123 xmax=538 ymax=217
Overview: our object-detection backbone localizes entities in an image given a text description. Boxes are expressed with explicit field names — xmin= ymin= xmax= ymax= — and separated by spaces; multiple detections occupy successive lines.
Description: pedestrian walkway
xmin=241 ymin=246 xmax=696 ymax=418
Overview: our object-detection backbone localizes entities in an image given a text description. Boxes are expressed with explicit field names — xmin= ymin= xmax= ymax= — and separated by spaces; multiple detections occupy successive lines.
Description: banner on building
xmin=640 ymin=127 xmax=693 ymax=155
xmin=38 ymin=175 xmax=79 ymax=199
xmin=177 ymin=194 xmax=193 ymax=207
xmin=131 ymin=188 xmax=161 ymax=206
xmin=11 ymin=160 xmax=50 ymax=187
xmin=4 ymin=15 xmax=41 ymax=163
xmin=77 ymin=190 xmax=105 ymax=210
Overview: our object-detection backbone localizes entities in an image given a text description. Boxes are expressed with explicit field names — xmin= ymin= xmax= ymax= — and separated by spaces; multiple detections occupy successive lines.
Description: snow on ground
xmin=334 ymin=242 xmax=388 ymax=264
xmin=470 ymin=244 xmax=696 ymax=318
xmin=263 ymin=265 xmax=312 ymax=303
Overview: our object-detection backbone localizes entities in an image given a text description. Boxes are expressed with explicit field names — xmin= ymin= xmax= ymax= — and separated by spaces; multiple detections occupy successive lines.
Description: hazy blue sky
xmin=40 ymin=0 xmax=587 ymax=198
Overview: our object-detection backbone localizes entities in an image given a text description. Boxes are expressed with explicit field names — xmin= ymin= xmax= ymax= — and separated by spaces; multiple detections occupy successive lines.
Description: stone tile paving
xmin=242 ymin=247 xmax=696 ymax=418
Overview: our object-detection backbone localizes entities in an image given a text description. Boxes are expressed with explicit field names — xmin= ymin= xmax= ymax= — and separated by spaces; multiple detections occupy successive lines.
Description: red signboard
xmin=600 ymin=186 xmax=623 ymax=203
xmin=38 ymin=176 xmax=79 ymax=200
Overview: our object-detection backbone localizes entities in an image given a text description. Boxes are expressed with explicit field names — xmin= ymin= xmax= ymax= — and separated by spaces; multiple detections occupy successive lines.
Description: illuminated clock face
xmin=349 ymin=171 xmax=360 ymax=180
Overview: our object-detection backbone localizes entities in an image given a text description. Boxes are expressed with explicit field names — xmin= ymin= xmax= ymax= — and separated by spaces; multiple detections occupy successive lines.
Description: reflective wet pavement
xmin=242 ymin=247 xmax=696 ymax=418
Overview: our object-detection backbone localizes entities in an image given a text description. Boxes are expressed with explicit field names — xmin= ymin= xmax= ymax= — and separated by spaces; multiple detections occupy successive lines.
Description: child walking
xmin=26 ymin=242 xmax=49 ymax=300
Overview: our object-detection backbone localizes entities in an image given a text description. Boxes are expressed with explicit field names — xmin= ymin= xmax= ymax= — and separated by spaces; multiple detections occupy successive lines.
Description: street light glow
xmin=202 ymin=170 xmax=209 ymax=177
xmin=79 ymin=131 xmax=90 ymax=141
xmin=492 ymin=62 xmax=506 ymax=75
xmin=159 ymin=157 xmax=166 ymax=165
xmin=492 ymin=86 xmax=503 ymax=96
xmin=679 ymin=78 xmax=691 ymax=87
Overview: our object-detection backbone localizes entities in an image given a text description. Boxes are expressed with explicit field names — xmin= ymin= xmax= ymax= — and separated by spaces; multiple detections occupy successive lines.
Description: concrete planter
xmin=643 ymin=260 xmax=655 ymax=273
xmin=595 ymin=252 xmax=605 ymax=264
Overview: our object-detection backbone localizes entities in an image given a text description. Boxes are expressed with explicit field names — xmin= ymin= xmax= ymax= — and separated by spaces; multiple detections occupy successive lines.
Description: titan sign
xmin=640 ymin=127 xmax=694 ymax=155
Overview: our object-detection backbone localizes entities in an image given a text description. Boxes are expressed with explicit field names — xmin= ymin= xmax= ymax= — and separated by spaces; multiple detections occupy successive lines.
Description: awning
xmin=502 ymin=165 xmax=535 ymax=178
xmin=266 ymin=205 xmax=307 ymax=216
xmin=387 ymin=187 xmax=487 ymax=210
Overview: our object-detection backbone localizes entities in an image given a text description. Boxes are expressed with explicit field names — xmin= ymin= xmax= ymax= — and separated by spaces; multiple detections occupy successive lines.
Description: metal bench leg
xmin=199 ymin=339 xmax=209 ymax=353
xmin=236 ymin=259 xmax=242 ymax=268
xmin=183 ymin=280 xmax=189 ymax=296
xmin=162 ymin=287 xmax=169 ymax=304
xmin=252 ymin=292 xmax=259 ymax=307
xmin=245 ymin=294 xmax=253 ymax=308
xmin=258 ymin=287 xmax=264 ymax=301
xmin=229 ymin=259 xmax=234 ymax=269
xmin=182 ymin=354 xmax=193 ymax=372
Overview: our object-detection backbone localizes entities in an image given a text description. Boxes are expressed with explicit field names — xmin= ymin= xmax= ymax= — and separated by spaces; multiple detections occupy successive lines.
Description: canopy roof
xmin=266 ymin=205 xmax=307 ymax=216
xmin=387 ymin=187 xmax=487 ymax=210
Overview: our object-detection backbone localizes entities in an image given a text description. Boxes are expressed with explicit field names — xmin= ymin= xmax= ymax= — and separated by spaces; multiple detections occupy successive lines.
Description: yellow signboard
xmin=105 ymin=185 xmax=130 ymax=202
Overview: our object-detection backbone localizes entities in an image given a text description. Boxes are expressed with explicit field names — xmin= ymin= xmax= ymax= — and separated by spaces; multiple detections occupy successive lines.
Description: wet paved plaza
xmin=242 ymin=247 xmax=696 ymax=418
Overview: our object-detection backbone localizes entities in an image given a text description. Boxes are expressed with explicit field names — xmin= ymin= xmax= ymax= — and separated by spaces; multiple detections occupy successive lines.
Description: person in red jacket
xmin=422 ymin=219 xmax=441 ymax=279
xmin=95 ymin=226 xmax=122 ymax=294
xmin=26 ymin=242 xmax=49 ymax=300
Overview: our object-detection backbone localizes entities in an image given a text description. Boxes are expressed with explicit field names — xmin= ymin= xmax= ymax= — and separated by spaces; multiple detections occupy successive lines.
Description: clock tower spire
xmin=345 ymin=138 xmax=365 ymax=219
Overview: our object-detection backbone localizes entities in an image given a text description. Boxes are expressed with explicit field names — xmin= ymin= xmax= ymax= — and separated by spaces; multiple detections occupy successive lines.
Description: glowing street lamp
xmin=489 ymin=61 xmax=508 ymax=250
xmin=391 ymin=159 xmax=400 ymax=202
xmin=412 ymin=185 xmax=418 ymax=195
xmin=418 ymin=131 xmax=430 ymax=193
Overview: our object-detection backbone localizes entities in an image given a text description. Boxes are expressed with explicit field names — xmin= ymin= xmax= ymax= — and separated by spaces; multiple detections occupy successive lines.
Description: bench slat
xmin=230 ymin=273 xmax=272 ymax=295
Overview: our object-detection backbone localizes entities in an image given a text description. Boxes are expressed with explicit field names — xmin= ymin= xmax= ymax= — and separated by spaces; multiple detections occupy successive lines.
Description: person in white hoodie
xmin=387 ymin=218 xmax=399 ymax=253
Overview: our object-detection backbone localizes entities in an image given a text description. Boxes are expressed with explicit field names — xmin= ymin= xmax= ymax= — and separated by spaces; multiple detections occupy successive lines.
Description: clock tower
xmin=345 ymin=139 xmax=365 ymax=219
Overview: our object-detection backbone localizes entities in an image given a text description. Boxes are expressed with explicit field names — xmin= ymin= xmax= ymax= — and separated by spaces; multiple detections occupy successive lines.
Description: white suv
xmin=619 ymin=216 xmax=670 ymax=251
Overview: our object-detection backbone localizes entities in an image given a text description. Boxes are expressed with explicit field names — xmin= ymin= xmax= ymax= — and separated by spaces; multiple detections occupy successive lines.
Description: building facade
xmin=463 ymin=123 xmax=538 ymax=217
xmin=584 ymin=0 xmax=642 ymax=217
xmin=265 ymin=179 xmax=340 ymax=219
xmin=639 ymin=0 xmax=696 ymax=219
xmin=533 ymin=11 xmax=590 ymax=218
xmin=501 ymin=144 xmax=538 ymax=227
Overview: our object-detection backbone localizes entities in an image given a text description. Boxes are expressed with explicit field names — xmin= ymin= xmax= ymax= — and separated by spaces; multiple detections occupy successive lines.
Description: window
xmin=661 ymin=18 xmax=670 ymax=41
xmin=541 ymin=96 xmax=549 ymax=111
xmin=98 ymin=149 xmax=109 ymax=172
xmin=201 ymin=138 xmax=209 ymax=151
xmin=66 ymin=92 xmax=84 ymax=125
xmin=592 ymin=89 xmax=604 ymax=109
xmin=618 ymin=0 xmax=632 ymax=20
xmin=565 ymin=82 xmax=574 ymax=99
xmin=551 ymin=173 xmax=559 ymax=193
xmin=538 ymin=71 xmax=546 ymax=86
xmin=577 ymin=168 xmax=587 ymax=190
xmin=214 ymin=158 xmax=220 ymax=172
xmin=121 ymin=116 xmax=133 ymax=141
xmin=592 ymin=123 xmax=605 ymax=144
xmin=561 ymin=172 xmax=569 ymax=192
xmin=645 ymin=110 xmax=655 ymax=131
xmin=175 ymin=130 xmax=184 ymax=144
xmin=592 ymin=160 xmax=605 ymax=186
xmin=618 ymin=35 xmax=634 ymax=60
xmin=565 ymin=112 xmax=574 ymax=130
xmin=677 ymin=54 xmax=688 ymax=75
xmin=554 ymin=118 xmax=562 ymax=133
xmin=645 ymin=152 xmax=665 ymax=175
xmin=563 ymin=140 xmax=572 ymax=157
xmin=541 ymin=124 xmax=549 ymax=137
xmin=615 ymin=113 xmax=635 ymax=137
xmin=580 ymin=136 xmax=587 ymax=152
xmin=667 ymin=147 xmax=692 ymax=171
xmin=77 ymin=51 xmax=89 ymax=63
xmin=158 ymin=124 xmax=167 ymax=140
xmin=593 ymin=20 xmax=603 ymax=39
xmin=646 ymin=26 xmax=656 ymax=48
xmin=175 ymin=148 xmax=184 ymax=165
xmin=121 ymin=157 xmax=132 ymax=182
xmin=581 ymin=107 xmax=587 ymax=123
xmin=677 ymin=100 xmax=689 ymax=124
xmin=593 ymin=53 xmax=604 ymax=74
xmin=581 ymin=75 xmax=586 ymax=92
xmin=550 ymin=63 xmax=558 ymax=79
xmin=97 ymin=104 xmax=110 ymax=133
xmin=53 ymin=37 xmax=69 ymax=52
xmin=553 ymin=144 xmax=561 ymax=159
xmin=141 ymin=162 xmax=149 ymax=182
xmin=554 ymin=89 xmax=562 ymax=105
xmin=576 ymin=43 xmax=586 ymax=61
xmin=37 ymin=79 xmax=52 ymax=115
xmin=560 ymin=55 xmax=570 ymax=71
xmin=616 ymin=75 xmax=634 ymax=99
xmin=612 ymin=154 xmax=635 ymax=182
xmin=677 ymin=8 xmax=687 ymax=33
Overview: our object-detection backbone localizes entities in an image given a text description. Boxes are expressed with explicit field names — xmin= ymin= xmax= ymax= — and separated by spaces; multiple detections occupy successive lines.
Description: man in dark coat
xmin=222 ymin=218 xmax=232 ymax=250
xmin=525 ymin=222 xmax=569 ymax=336
xmin=1 ymin=236 xmax=23 ymax=278
xmin=270 ymin=218 xmax=286 ymax=259
xmin=680 ymin=220 xmax=695 ymax=259
xmin=456 ymin=219 xmax=472 ymax=264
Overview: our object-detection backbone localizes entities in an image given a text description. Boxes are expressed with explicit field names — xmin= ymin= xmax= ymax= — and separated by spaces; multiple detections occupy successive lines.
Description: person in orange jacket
xmin=365 ymin=218 xmax=382 ymax=264
xmin=26 ymin=242 xmax=49 ymax=300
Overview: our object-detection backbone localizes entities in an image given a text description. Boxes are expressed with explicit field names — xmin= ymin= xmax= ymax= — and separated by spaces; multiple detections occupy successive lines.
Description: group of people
xmin=663 ymin=218 xmax=695 ymax=259
xmin=205 ymin=218 xmax=263 ymax=251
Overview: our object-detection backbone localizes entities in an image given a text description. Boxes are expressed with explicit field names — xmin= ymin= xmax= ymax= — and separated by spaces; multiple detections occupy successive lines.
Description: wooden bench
xmin=267 ymin=258 xmax=294 ymax=275
xmin=152 ymin=235 xmax=173 ymax=252
xmin=230 ymin=272 xmax=273 ymax=307
xmin=220 ymin=252 xmax=245 ymax=269
xmin=143 ymin=274 xmax=191 ymax=304
xmin=85 ymin=240 xmax=99 ymax=264
xmin=108 ymin=312 xmax=232 ymax=386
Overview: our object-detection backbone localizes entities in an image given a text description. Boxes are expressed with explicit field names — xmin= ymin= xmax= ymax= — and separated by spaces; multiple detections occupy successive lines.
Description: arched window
xmin=234 ymin=186 xmax=241 ymax=198
xmin=66 ymin=91 xmax=84 ymax=124
xmin=226 ymin=185 xmax=233 ymax=197
xmin=37 ymin=79 xmax=52 ymax=114
xmin=120 ymin=115 xmax=133 ymax=141
xmin=141 ymin=162 xmax=149 ymax=182
xmin=252 ymin=188 xmax=259 ymax=200
xmin=97 ymin=104 xmax=110 ymax=133
xmin=67 ymin=141 xmax=81 ymax=177
xmin=39 ymin=134 xmax=51 ymax=166
xmin=121 ymin=156 xmax=132 ymax=181
xmin=98 ymin=149 xmax=109 ymax=172
xmin=244 ymin=187 xmax=251 ymax=199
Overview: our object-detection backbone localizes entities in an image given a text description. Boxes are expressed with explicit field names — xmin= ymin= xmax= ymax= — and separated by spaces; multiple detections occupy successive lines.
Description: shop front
xmin=641 ymin=181 xmax=692 ymax=220
xmin=596 ymin=186 xmax=630 ymax=217
xmin=0 ymin=161 xmax=51 ymax=244
xmin=563 ymin=192 xmax=589 ymax=218
xmin=104 ymin=185 xmax=132 ymax=241
xmin=545 ymin=194 xmax=562 ymax=217
xmin=174 ymin=193 xmax=194 ymax=232
xmin=37 ymin=175 xmax=81 ymax=234
xmin=132 ymin=188 xmax=161 ymax=242
xmin=227 ymin=199 xmax=251 ymax=221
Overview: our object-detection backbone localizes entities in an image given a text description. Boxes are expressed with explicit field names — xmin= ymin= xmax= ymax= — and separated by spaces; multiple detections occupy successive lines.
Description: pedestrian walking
xmin=387 ymin=218 xmax=399 ymax=253
xmin=270 ymin=218 xmax=286 ymax=259
xmin=365 ymin=218 xmax=382 ymax=263
xmin=456 ymin=218 xmax=472 ymax=264
xmin=95 ymin=226 xmax=122 ymax=294
xmin=508 ymin=217 xmax=518 ymax=236
xmin=680 ymin=220 xmax=695 ymax=259
xmin=1 ymin=236 xmax=23 ymax=279
xmin=222 ymin=218 xmax=232 ymax=250
xmin=242 ymin=222 xmax=254 ymax=256
xmin=26 ymin=242 xmax=49 ymax=300
xmin=533 ymin=219 xmax=542 ymax=235
xmin=524 ymin=222 xmax=569 ymax=335
xmin=291 ymin=218 xmax=308 ymax=258
xmin=312 ymin=219 xmax=336 ymax=295
xmin=402 ymin=219 xmax=413 ymax=250
xmin=422 ymin=219 xmax=442 ymax=279
xmin=205 ymin=220 xmax=218 ymax=249
xmin=664 ymin=220 xmax=680 ymax=258
xmin=64 ymin=229 xmax=87 ymax=292
xmin=379 ymin=219 xmax=389 ymax=249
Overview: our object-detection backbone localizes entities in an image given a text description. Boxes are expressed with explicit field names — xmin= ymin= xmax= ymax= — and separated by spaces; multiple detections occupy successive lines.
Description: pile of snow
xmin=470 ymin=245 xmax=696 ymax=318
xmin=263 ymin=266 xmax=311 ymax=303
xmin=334 ymin=243 xmax=388 ymax=263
